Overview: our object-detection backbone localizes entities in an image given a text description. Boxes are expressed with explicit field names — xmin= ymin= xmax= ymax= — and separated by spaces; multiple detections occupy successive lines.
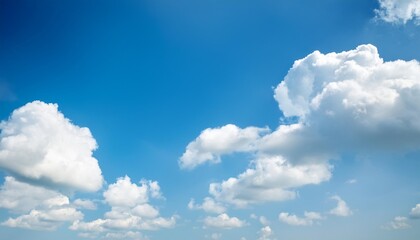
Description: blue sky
xmin=0 ymin=0 xmax=420 ymax=239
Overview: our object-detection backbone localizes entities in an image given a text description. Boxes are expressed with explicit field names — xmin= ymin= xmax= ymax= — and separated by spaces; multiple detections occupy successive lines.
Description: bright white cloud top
xmin=0 ymin=101 xmax=103 ymax=192
xmin=375 ymin=0 xmax=420 ymax=25
xmin=272 ymin=44 xmax=420 ymax=158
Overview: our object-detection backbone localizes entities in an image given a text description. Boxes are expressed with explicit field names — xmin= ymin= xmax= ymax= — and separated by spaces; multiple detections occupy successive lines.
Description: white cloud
xmin=188 ymin=197 xmax=226 ymax=214
xmin=278 ymin=211 xmax=323 ymax=226
xmin=179 ymin=124 xmax=268 ymax=169
xmin=70 ymin=176 xmax=176 ymax=235
xmin=384 ymin=216 xmax=411 ymax=230
xmin=209 ymin=156 xmax=331 ymax=207
xmin=2 ymin=208 xmax=83 ymax=230
xmin=104 ymin=231 xmax=149 ymax=240
xmin=204 ymin=213 xmax=246 ymax=229
xmin=70 ymin=219 xmax=106 ymax=232
xmin=73 ymin=199 xmax=97 ymax=210
xmin=259 ymin=216 xmax=270 ymax=226
xmin=103 ymin=176 xmax=155 ymax=208
xmin=0 ymin=176 xmax=84 ymax=230
xmin=346 ymin=179 xmax=357 ymax=184
xmin=0 ymin=101 xmax=103 ymax=192
xmin=409 ymin=203 xmax=420 ymax=218
xmin=329 ymin=196 xmax=352 ymax=217
xmin=375 ymin=0 xmax=420 ymax=25
xmin=131 ymin=204 xmax=160 ymax=219
xmin=258 ymin=225 xmax=273 ymax=240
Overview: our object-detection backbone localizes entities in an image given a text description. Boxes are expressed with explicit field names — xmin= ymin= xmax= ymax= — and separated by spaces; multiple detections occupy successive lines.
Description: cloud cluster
xmin=0 ymin=177 xmax=83 ymax=230
xmin=70 ymin=176 xmax=176 ymax=237
xmin=203 ymin=213 xmax=246 ymax=229
xmin=375 ymin=0 xmax=420 ymax=25
xmin=0 ymin=101 xmax=177 ymax=238
xmin=180 ymin=44 xmax=420 ymax=208
xmin=384 ymin=216 xmax=411 ymax=230
xmin=209 ymin=156 xmax=331 ymax=207
xmin=278 ymin=195 xmax=352 ymax=227
xmin=0 ymin=101 xmax=103 ymax=192
xmin=188 ymin=197 xmax=226 ymax=214
xmin=329 ymin=196 xmax=352 ymax=217
xmin=273 ymin=44 xmax=420 ymax=159
xmin=278 ymin=211 xmax=323 ymax=226
xmin=0 ymin=102 xmax=107 ymax=231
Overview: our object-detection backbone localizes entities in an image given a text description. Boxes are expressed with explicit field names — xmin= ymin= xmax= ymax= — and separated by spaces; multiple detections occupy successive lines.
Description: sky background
xmin=0 ymin=0 xmax=420 ymax=239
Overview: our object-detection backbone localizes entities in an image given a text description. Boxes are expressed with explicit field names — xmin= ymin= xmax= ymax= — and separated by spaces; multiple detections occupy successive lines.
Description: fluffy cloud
xmin=204 ymin=213 xmax=246 ymax=229
xmin=329 ymin=196 xmax=352 ymax=217
xmin=409 ymin=203 xmax=420 ymax=218
xmin=179 ymin=124 xmax=268 ymax=169
xmin=258 ymin=226 xmax=273 ymax=240
xmin=209 ymin=156 xmax=331 ymax=207
xmin=384 ymin=216 xmax=411 ymax=230
xmin=0 ymin=177 xmax=83 ymax=230
xmin=273 ymin=44 xmax=420 ymax=160
xmin=103 ymin=176 xmax=153 ymax=207
xmin=375 ymin=0 xmax=420 ymax=25
xmin=70 ymin=176 xmax=176 ymax=237
xmin=181 ymin=44 xmax=420 ymax=208
xmin=0 ymin=101 xmax=103 ymax=192
xmin=188 ymin=197 xmax=226 ymax=214
xmin=278 ymin=211 xmax=323 ymax=226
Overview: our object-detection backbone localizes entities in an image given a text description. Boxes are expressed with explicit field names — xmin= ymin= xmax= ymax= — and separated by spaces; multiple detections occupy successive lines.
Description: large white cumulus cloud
xmin=375 ymin=0 xmax=420 ymax=25
xmin=0 ymin=101 xmax=103 ymax=192
xmin=273 ymin=44 xmax=420 ymax=159
xmin=181 ymin=44 xmax=420 ymax=207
